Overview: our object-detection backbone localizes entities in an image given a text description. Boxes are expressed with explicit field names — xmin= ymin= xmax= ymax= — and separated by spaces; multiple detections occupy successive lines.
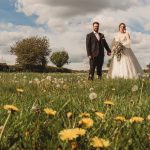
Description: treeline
xmin=0 ymin=63 xmax=72 ymax=73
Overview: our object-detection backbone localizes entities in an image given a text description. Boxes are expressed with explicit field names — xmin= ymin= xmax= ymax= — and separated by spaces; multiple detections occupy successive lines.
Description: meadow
xmin=0 ymin=72 xmax=150 ymax=150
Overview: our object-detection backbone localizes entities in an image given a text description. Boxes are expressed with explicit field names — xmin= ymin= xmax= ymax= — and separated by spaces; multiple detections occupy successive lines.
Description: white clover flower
xmin=89 ymin=92 xmax=97 ymax=100
xmin=132 ymin=85 xmax=138 ymax=92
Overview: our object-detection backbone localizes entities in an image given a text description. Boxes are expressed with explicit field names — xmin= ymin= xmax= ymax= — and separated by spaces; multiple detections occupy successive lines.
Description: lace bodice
xmin=115 ymin=32 xmax=131 ymax=48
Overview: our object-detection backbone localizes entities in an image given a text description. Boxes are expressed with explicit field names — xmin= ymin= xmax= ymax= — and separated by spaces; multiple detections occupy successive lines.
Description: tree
xmin=50 ymin=50 xmax=69 ymax=68
xmin=10 ymin=36 xmax=50 ymax=70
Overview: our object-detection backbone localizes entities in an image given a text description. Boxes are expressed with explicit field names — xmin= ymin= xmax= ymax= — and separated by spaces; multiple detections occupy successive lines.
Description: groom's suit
xmin=86 ymin=32 xmax=111 ymax=79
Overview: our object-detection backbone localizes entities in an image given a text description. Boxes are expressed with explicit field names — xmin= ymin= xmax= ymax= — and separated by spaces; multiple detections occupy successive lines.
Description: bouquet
xmin=111 ymin=39 xmax=126 ymax=61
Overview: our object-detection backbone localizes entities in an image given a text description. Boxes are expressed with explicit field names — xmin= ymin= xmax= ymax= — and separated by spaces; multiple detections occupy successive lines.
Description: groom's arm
xmin=86 ymin=34 xmax=92 ymax=57
xmin=102 ymin=34 xmax=111 ymax=53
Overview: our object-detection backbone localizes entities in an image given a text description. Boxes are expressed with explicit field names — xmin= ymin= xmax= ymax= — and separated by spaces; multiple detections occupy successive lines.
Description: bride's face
xmin=119 ymin=24 xmax=126 ymax=33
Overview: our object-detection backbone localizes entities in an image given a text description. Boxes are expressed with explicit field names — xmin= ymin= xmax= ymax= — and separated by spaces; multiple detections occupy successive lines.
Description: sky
xmin=0 ymin=0 xmax=150 ymax=70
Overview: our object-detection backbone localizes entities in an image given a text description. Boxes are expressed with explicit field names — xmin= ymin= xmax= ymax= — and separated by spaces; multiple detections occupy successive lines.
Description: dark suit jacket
xmin=86 ymin=32 xmax=111 ymax=58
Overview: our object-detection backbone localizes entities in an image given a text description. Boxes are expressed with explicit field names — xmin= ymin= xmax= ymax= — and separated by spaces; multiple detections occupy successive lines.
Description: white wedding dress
xmin=108 ymin=32 xmax=144 ymax=79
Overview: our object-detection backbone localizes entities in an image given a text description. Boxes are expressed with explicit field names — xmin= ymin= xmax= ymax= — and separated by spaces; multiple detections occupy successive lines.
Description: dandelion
xmin=67 ymin=112 xmax=72 ymax=119
xmin=79 ymin=112 xmax=90 ymax=118
xmin=104 ymin=100 xmax=114 ymax=106
xmin=29 ymin=80 xmax=32 ymax=84
xmin=89 ymin=88 xmax=94 ymax=92
xmin=43 ymin=108 xmax=56 ymax=116
xmin=131 ymin=85 xmax=138 ymax=92
xmin=147 ymin=115 xmax=150 ymax=121
xmin=4 ymin=105 xmax=19 ymax=112
xmin=129 ymin=116 xmax=144 ymax=123
xmin=56 ymin=84 xmax=60 ymax=88
xmin=16 ymin=88 xmax=24 ymax=93
xmin=59 ymin=128 xmax=86 ymax=141
xmin=79 ymin=118 xmax=93 ymax=128
xmin=95 ymin=112 xmax=105 ymax=119
xmin=90 ymin=136 xmax=110 ymax=148
xmin=112 ymin=88 xmax=116 ymax=91
xmin=46 ymin=76 xmax=52 ymax=81
xmin=89 ymin=92 xmax=97 ymax=100
xmin=115 ymin=116 xmax=126 ymax=122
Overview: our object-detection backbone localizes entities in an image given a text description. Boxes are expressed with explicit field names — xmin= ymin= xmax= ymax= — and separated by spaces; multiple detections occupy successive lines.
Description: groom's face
xmin=93 ymin=23 xmax=99 ymax=32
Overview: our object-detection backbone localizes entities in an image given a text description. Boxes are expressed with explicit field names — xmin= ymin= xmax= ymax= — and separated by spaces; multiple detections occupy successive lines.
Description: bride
xmin=108 ymin=23 xmax=144 ymax=79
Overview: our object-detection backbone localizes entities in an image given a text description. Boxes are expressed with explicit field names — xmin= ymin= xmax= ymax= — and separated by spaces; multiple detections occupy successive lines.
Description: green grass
xmin=0 ymin=72 xmax=150 ymax=149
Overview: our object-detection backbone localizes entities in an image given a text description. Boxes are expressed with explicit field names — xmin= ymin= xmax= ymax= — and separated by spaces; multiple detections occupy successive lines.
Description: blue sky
xmin=0 ymin=0 xmax=150 ymax=70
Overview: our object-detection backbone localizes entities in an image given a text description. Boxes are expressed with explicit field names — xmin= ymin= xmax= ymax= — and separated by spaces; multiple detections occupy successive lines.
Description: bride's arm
xmin=122 ymin=33 xmax=131 ymax=48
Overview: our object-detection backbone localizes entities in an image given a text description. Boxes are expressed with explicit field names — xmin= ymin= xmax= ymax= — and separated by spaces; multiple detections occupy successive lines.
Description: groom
xmin=86 ymin=21 xmax=111 ymax=80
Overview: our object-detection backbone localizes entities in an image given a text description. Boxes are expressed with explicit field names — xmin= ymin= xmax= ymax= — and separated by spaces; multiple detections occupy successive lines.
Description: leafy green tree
xmin=50 ymin=50 xmax=69 ymax=67
xmin=10 ymin=36 xmax=50 ymax=69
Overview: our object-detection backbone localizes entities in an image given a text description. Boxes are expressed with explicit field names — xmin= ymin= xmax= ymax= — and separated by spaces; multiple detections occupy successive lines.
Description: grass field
xmin=0 ymin=72 xmax=150 ymax=150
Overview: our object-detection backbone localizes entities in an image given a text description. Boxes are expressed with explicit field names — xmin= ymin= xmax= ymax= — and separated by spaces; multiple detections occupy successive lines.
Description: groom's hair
xmin=93 ymin=21 xmax=99 ymax=26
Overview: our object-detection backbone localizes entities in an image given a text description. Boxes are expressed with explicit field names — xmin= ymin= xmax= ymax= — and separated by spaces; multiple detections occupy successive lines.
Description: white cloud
xmin=0 ymin=0 xmax=150 ymax=70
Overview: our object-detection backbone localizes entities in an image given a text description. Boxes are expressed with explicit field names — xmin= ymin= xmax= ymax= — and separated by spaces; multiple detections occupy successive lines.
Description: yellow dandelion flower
xmin=115 ymin=116 xmax=126 ymax=122
xmin=90 ymin=136 xmax=110 ymax=148
xmin=147 ymin=115 xmax=150 ymax=121
xmin=67 ymin=112 xmax=72 ymax=119
xmin=104 ymin=101 xmax=114 ymax=106
xmin=43 ymin=108 xmax=56 ymax=116
xmin=129 ymin=116 xmax=144 ymax=123
xmin=16 ymin=88 xmax=24 ymax=93
xmin=79 ymin=112 xmax=90 ymax=118
xmin=59 ymin=128 xmax=86 ymax=141
xmin=79 ymin=118 xmax=93 ymax=128
xmin=95 ymin=112 xmax=105 ymax=119
xmin=4 ymin=105 xmax=19 ymax=112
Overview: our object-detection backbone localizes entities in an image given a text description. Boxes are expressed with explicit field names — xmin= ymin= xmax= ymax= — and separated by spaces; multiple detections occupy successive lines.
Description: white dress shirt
xmin=93 ymin=31 xmax=100 ymax=41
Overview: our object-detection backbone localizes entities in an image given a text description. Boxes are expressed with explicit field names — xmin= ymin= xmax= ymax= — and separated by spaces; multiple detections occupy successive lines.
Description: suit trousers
xmin=89 ymin=55 xmax=104 ymax=79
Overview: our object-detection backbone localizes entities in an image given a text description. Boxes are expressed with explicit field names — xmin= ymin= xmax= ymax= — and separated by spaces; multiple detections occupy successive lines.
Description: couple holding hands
xmin=86 ymin=21 xmax=143 ymax=80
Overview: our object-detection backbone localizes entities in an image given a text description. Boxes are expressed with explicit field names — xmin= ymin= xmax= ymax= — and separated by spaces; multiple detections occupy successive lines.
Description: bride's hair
xmin=119 ymin=23 xmax=126 ymax=31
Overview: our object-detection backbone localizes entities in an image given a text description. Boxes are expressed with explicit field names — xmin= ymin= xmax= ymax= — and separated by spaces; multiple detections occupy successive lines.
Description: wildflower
xmin=115 ymin=116 xmax=126 ymax=122
xmin=56 ymin=84 xmax=60 ymax=88
xmin=89 ymin=88 xmax=94 ymax=92
xmin=129 ymin=116 xmax=144 ymax=123
xmin=67 ymin=112 xmax=72 ymax=119
xmin=147 ymin=115 xmax=150 ymax=121
xmin=29 ymin=80 xmax=32 ymax=84
xmin=16 ymin=88 xmax=24 ymax=93
xmin=79 ymin=112 xmax=90 ymax=118
xmin=95 ymin=112 xmax=105 ymax=119
xmin=89 ymin=92 xmax=97 ymax=100
xmin=44 ymin=108 xmax=56 ymax=116
xmin=131 ymin=85 xmax=138 ymax=92
xmin=90 ymin=136 xmax=110 ymax=148
xmin=104 ymin=100 xmax=114 ymax=106
xmin=59 ymin=128 xmax=86 ymax=141
xmin=79 ymin=118 xmax=93 ymax=128
xmin=4 ymin=105 xmax=19 ymax=112
xmin=112 ymin=88 xmax=116 ymax=91
xmin=46 ymin=76 xmax=52 ymax=80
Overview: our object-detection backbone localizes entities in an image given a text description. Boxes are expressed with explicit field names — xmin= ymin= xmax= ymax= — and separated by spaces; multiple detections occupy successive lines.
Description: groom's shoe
xmin=97 ymin=76 xmax=102 ymax=80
